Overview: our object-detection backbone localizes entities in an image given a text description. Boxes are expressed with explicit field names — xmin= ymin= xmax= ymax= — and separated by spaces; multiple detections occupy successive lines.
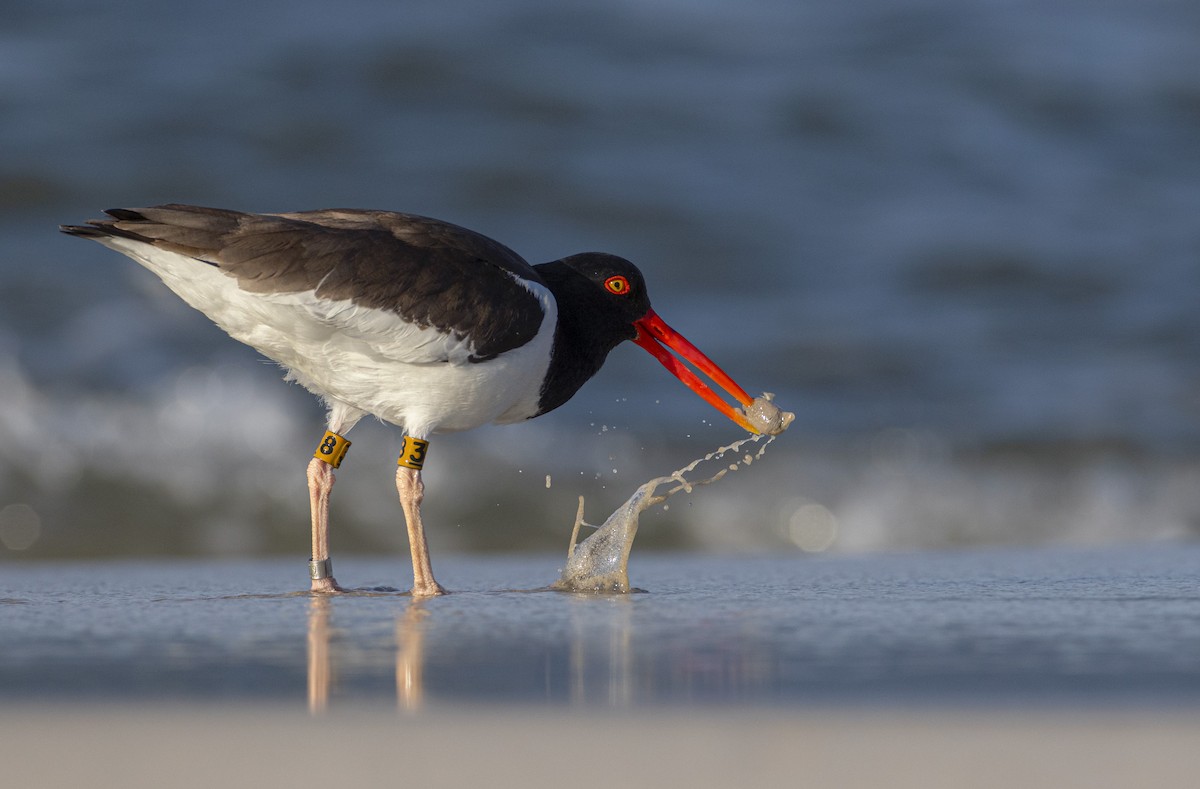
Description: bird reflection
xmin=305 ymin=595 xmax=429 ymax=714
xmin=304 ymin=592 xmax=640 ymax=711
xmin=395 ymin=600 xmax=428 ymax=712
xmin=305 ymin=588 xmax=771 ymax=710
xmin=306 ymin=596 xmax=332 ymax=714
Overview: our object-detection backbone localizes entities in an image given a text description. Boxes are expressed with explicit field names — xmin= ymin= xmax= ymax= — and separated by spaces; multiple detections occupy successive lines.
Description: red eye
xmin=604 ymin=275 xmax=630 ymax=295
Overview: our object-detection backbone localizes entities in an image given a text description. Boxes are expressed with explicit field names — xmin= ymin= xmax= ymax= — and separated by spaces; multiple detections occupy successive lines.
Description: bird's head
xmin=559 ymin=253 xmax=761 ymax=434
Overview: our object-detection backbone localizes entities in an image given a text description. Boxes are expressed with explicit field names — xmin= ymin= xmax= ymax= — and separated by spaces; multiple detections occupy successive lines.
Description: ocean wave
xmin=2 ymin=348 xmax=1196 ymax=560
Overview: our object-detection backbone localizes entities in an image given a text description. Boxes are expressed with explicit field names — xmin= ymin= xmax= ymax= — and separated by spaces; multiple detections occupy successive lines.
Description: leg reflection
xmin=306 ymin=596 xmax=332 ymax=714
xmin=306 ymin=595 xmax=429 ymax=713
xmin=395 ymin=599 xmax=429 ymax=712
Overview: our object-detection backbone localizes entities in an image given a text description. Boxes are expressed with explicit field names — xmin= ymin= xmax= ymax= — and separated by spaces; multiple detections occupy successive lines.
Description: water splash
xmin=554 ymin=432 xmax=778 ymax=593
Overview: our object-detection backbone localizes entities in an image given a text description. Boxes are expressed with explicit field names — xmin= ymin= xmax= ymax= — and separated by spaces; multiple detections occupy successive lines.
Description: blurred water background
xmin=3 ymin=0 xmax=1200 ymax=561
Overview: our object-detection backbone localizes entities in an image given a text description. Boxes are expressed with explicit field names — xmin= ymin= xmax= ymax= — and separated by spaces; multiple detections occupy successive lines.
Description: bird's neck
xmin=533 ymin=260 xmax=632 ymax=416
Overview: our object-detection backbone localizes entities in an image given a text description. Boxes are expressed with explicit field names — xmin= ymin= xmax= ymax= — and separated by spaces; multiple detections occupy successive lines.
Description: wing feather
xmin=79 ymin=204 xmax=549 ymax=361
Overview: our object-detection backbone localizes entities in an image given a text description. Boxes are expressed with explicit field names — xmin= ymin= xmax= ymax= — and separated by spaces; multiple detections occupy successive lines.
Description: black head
xmin=536 ymin=252 xmax=652 ymax=342
xmin=533 ymin=251 xmax=759 ymax=431
xmin=531 ymin=252 xmax=653 ymax=415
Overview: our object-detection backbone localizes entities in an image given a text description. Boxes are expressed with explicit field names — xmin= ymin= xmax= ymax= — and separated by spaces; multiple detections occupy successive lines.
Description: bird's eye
xmin=604 ymin=275 xmax=631 ymax=295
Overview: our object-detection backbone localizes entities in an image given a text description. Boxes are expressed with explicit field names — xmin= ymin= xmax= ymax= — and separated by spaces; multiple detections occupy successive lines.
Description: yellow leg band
xmin=398 ymin=436 xmax=429 ymax=470
xmin=314 ymin=430 xmax=351 ymax=468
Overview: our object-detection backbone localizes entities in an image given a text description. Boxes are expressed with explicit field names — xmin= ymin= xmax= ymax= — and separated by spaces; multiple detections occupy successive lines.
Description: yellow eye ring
xmin=604 ymin=275 xmax=630 ymax=295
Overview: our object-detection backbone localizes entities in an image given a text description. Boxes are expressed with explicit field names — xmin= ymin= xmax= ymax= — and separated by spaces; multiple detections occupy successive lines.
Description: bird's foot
xmin=310 ymin=576 xmax=345 ymax=594
xmin=410 ymin=581 xmax=446 ymax=598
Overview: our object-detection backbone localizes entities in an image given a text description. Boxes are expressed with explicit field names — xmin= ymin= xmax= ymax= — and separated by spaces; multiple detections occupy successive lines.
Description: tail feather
xmin=60 ymin=204 xmax=246 ymax=256
xmin=59 ymin=222 xmax=107 ymax=237
xmin=59 ymin=218 xmax=150 ymax=244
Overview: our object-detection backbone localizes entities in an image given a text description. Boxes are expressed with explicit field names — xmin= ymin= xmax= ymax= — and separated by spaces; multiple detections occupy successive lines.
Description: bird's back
xmin=61 ymin=205 xmax=560 ymax=434
xmin=62 ymin=204 xmax=551 ymax=362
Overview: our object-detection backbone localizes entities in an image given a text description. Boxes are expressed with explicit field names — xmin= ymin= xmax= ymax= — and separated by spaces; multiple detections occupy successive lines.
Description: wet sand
xmin=5 ymin=548 xmax=1199 ymax=786
xmin=5 ymin=548 xmax=1200 ymax=706
xmin=4 ymin=706 xmax=1198 ymax=788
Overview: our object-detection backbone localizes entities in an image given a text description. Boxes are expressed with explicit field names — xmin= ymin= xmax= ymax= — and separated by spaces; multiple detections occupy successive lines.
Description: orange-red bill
xmin=632 ymin=309 xmax=759 ymax=434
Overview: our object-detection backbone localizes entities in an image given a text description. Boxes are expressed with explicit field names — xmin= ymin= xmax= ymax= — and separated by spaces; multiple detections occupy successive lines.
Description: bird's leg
xmin=307 ymin=458 xmax=340 ymax=592
xmin=396 ymin=467 xmax=445 ymax=596
xmin=309 ymin=429 xmax=351 ymax=593
xmin=397 ymin=436 xmax=444 ymax=597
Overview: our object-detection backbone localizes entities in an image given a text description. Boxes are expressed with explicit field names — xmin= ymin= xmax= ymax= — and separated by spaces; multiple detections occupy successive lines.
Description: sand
xmin=741 ymin=392 xmax=794 ymax=435
xmin=3 ymin=706 xmax=1198 ymax=789
xmin=9 ymin=550 xmax=1197 ymax=787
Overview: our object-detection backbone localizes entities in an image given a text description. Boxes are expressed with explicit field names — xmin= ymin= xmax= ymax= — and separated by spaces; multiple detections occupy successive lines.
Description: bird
xmin=61 ymin=204 xmax=762 ymax=596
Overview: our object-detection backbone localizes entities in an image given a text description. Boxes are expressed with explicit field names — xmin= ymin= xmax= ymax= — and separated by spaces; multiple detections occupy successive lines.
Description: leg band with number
xmin=309 ymin=558 xmax=333 ymax=580
xmin=397 ymin=436 xmax=430 ymax=470
xmin=313 ymin=430 xmax=351 ymax=468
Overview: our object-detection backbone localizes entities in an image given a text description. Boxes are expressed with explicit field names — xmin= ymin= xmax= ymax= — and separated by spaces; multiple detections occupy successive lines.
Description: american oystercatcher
xmin=62 ymin=204 xmax=767 ymax=596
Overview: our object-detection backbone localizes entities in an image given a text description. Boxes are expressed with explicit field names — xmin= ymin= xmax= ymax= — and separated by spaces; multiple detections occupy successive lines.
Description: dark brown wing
xmin=63 ymin=204 xmax=549 ymax=361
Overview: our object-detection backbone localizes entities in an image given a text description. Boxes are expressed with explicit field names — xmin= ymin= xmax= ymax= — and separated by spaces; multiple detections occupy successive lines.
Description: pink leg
xmin=307 ymin=457 xmax=343 ymax=593
xmin=396 ymin=466 xmax=445 ymax=597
